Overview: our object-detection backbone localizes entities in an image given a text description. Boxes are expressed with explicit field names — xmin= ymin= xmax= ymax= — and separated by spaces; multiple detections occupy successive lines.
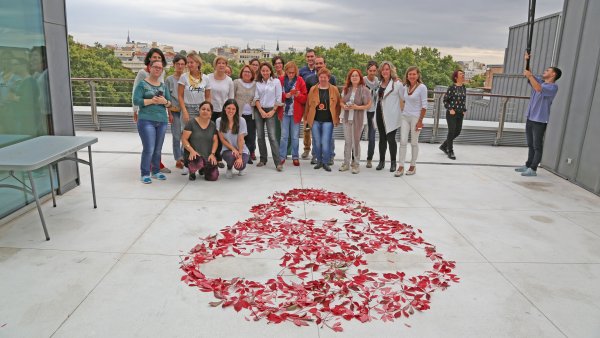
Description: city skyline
xmin=66 ymin=0 xmax=564 ymax=65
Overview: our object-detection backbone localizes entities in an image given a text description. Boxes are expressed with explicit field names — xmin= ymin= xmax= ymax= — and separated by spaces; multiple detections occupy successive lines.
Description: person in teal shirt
xmin=133 ymin=59 xmax=172 ymax=184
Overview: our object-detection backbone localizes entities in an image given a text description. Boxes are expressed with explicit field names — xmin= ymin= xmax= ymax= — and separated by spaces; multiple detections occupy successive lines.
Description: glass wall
xmin=0 ymin=0 xmax=53 ymax=218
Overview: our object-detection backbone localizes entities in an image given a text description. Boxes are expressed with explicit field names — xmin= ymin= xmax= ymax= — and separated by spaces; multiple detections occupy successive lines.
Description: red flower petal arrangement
xmin=181 ymin=189 xmax=459 ymax=332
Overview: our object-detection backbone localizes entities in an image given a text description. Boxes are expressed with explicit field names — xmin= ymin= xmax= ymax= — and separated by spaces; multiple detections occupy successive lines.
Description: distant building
xmin=208 ymin=45 xmax=240 ymax=63
xmin=121 ymin=56 xmax=146 ymax=74
xmin=238 ymin=44 xmax=273 ymax=64
xmin=458 ymin=59 xmax=487 ymax=80
xmin=113 ymin=33 xmax=175 ymax=72
xmin=483 ymin=64 xmax=504 ymax=90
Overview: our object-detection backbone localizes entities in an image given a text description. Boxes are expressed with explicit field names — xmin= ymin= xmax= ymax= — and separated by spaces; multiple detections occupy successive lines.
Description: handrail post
xmin=88 ymin=80 xmax=100 ymax=131
xmin=494 ymin=97 xmax=510 ymax=146
xmin=431 ymin=93 xmax=443 ymax=143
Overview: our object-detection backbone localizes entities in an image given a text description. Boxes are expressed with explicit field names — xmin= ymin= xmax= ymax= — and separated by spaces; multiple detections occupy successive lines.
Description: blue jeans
xmin=171 ymin=112 xmax=183 ymax=161
xmin=311 ymin=121 xmax=333 ymax=164
xmin=311 ymin=128 xmax=336 ymax=161
xmin=280 ymin=115 xmax=300 ymax=160
xmin=137 ymin=119 xmax=168 ymax=176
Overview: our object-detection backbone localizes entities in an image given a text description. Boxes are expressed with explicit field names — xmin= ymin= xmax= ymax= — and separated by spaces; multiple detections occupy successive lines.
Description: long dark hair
xmin=255 ymin=62 xmax=275 ymax=82
xmin=144 ymin=48 xmax=167 ymax=67
xmin=220 ymin=99 xmax=240 ymax=134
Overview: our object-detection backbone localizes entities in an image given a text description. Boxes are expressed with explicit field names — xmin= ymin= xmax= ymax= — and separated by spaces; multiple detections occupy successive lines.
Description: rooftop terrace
xmin=1 ymin=131 xmax=599 ymax=337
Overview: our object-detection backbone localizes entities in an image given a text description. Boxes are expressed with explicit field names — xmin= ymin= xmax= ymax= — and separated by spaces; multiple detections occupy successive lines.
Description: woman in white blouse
xmin=254 ymin=62 xmax=283 ymax=171
xmin=397 ymin=66 xmax=428 ymax=176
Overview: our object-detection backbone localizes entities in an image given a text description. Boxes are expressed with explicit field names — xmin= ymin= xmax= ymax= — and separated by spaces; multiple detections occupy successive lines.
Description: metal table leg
xmin=88 ymin=145 xmax=97 ymax=208
xmin=27 ymin=171 xmax=50 ymax=241
xmin=48 ymin=164 xmax=56 ymax=207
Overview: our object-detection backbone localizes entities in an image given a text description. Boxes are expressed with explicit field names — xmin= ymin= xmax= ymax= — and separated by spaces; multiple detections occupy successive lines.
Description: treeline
xmin=181 ymin=43 xmax=461 ymax=90
xmin=69 ymin=37 xmax=472 ymax=106
xmin=69 ymin=36 xmax=135 ymax=106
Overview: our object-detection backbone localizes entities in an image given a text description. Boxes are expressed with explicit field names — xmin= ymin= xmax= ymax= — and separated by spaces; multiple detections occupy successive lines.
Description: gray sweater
xmin=233 ymin=79 xmax=256 ymax=118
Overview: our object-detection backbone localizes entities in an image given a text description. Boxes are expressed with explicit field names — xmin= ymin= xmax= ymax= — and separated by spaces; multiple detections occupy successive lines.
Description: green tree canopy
xmin=466 ymin=73 xmax=485 ymax=88
xmin=69 ymin=37 xmax=464 ymax=105
xmin=69 ymin=35 xmax=135 ymax=106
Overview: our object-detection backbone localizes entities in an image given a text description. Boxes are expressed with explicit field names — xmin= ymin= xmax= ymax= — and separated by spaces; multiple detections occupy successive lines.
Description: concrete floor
xmin=1 ymin=131 xmax=599 ymax=338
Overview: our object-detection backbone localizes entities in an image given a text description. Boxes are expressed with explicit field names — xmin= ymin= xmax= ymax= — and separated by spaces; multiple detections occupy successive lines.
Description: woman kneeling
xmin=181 ymin=101 xmax=219 ymax=181
xmin=217 ymin=99 xmax=250 ymax=178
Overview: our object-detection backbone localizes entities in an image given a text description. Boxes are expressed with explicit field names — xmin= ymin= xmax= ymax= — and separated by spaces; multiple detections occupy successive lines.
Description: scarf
xmin=284 ymin=76 xmax=297 ymax=114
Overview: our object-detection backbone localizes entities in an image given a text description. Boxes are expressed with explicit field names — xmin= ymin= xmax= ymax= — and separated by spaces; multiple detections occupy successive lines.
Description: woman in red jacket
xmin=278 ymin=61 xmax=307 ymax=166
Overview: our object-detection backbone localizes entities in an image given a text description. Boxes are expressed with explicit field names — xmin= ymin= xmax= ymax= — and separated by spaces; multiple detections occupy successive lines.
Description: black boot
xmin=439 ymin=143 xmax=448 ymax=155
xmin=448 ymin=151 xmax=456 ymax=160
xmin=389 ymin=161 xmax=396 ymax=172
xmin=376 ymin=160 xmax=385 ymax=170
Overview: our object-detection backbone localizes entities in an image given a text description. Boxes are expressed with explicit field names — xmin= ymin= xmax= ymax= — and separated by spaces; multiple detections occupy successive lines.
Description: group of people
xmin=132 ymin=48 xmax=560 ymax=183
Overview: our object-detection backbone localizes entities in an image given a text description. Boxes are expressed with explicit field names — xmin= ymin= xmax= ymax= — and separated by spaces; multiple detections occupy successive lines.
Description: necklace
xmin=318 ymin=88 xmax=328 ymax=110
xmin=408 ymin=83 xmax=419 ymax=95
xmin=189 ymin=72 xmax=201 ymax=89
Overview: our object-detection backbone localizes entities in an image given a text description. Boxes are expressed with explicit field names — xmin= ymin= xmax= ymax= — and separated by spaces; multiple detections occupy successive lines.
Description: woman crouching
xmin=216 ymin=99 xmax=250 ymax=178
xmin=181 ymin=101 xmax=219 ymax=181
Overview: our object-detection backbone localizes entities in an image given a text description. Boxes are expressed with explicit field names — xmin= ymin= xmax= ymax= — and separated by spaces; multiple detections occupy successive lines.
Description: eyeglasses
xmin=151 ymin=66 xmax=163 ymax=70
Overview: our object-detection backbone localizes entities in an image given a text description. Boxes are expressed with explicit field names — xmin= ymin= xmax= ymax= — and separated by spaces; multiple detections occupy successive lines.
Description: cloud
xmin=65 ymin=0 xmax=564 ymax=63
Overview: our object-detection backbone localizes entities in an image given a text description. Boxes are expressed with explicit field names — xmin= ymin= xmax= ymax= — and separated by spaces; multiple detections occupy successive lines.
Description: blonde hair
xmin=186 ymin=52 xmax=203 ymax=71
xmin=378 ymin=61 xmax=398 ymax=81
xmin=283 ymin=61 xmax=298 ymax=77
xmin=213 ymin=56 xmax=228 ymax=67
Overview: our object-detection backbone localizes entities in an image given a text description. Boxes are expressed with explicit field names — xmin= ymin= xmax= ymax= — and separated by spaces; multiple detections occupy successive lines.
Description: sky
xmin=65 ymin=0 xmax=564 ymax=64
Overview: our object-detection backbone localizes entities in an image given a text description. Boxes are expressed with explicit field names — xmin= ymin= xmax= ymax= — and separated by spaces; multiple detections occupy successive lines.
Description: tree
xmin=467 ymin=73 xmax=485 ymax=88
xmin=373 ymin=46 xmax=457 ymax=92
xmin=374 ymin=46 xmax=416 ymax=77
xmin=414 ymin=47 xmax=456 ymax=89
xmin=69 ymin=36 xmax=135 ymax=106
xmin=323 ymin=43 xmax=371 ymax=82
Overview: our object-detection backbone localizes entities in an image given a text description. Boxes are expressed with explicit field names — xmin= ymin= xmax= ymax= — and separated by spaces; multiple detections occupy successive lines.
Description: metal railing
xmin=71 ymin=78 xmax=135 ymax=131
xmin=70 ymin=78 xmax=531 ymax=145
xmin=429 ymin=90 xmax=530 ymax=146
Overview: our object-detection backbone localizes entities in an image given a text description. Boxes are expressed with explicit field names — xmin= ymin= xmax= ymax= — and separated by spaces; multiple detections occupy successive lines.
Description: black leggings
xmin=442 ymin=113 xmax=464 ymax=152
xmin=242 ymin=114 xmax=256 ymax=153
xmin=376 ymin=107 xmax=397 ymax=162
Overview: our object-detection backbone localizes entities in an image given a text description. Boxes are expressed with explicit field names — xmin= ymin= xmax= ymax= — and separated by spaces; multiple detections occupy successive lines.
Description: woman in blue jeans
xmin=133 ymin=60 xmax=172 ymax=184
xmin=278 ymin=61 xmax=307 ymax=167
xmin=305 ymin=68 xmax=341 ymax=172
xmin=165 ymin=54 xmax=186 ymax=172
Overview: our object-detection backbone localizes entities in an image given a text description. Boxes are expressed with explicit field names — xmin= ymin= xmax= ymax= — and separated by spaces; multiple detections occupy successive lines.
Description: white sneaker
xmin=225 ymin=169 xmax=233 ymax=179
xmin=182 ymin=167 xmax=189 ymax=175
xmin=238 ymin=169 xmax=245 ymax=176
